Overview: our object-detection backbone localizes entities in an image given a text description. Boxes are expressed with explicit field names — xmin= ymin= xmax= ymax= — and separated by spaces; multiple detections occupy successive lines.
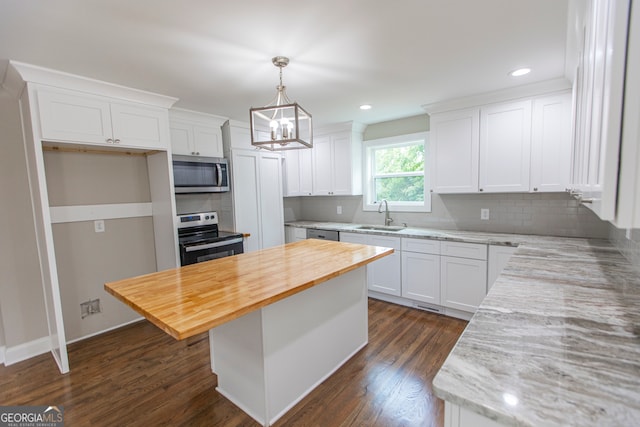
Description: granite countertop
xmin=286 ymin=221 xmax=640 ymax=426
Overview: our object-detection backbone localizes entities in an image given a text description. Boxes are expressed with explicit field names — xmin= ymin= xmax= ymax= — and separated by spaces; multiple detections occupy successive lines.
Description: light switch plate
xmin=480 ymin=209 xmax=490 ymax=220
xmin=94 ymin=220 xmax=105 ymax=233
xmin=337 ymin=205 xmax=342 ymax=215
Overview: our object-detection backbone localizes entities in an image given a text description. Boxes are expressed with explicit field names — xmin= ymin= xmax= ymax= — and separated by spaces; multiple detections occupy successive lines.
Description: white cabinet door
xmin=193 ymin=125 xmax=223 ymax=157
xmin=258 ymin=152 xmax=285 ymax=249
xmin=367 ymin=235 xmax=401 ymax=296
xmin=312 ymin=136 xmax=333 ymax=195
xmin=530 ymin=93 xmax=572 ymax=192
xmin=38 ymin=88 xmax=113 ymax=144
xmin=402 ymin=251 xmax=440 ymax=304
xmin=431 ymin=108 xmax=480 ymax=193
xmin=231 ymin=150 xmax=284 ymax=252
xmin=441 ymin=256 xmax=487 ymax=313
xmin=283 ymin=150 xmax=301 ymax=197
xmin=169 ymin=121 xmax=193 ymax=155
xmin=110 ymin=102 xmax=167 ymax=149
xmin=332 ymin=135 xmax=354 ymax=195
xmin=487 ymin=245 xmax=517 ymax=290
xmin=232 ymin=151 xmax=261 ymax=252
xmin=299 ymin=149 xmax=313 ymax=196
xmin=340 ymin=232 xmax=400 ymax=297
xmin=479 ymin=100 xmax=532 ymax=193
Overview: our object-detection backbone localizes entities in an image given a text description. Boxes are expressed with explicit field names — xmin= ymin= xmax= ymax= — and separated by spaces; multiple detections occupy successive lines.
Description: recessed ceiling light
xmin=509 ymin=68 xmax=531 ymax=77
xmin=359 ymin=104 xmax=372 ymax=110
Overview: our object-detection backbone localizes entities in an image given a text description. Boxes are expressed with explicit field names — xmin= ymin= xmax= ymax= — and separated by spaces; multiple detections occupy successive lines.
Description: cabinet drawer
xmin=401 ymin=237 xmax=440 ymax=255
xmin=368 ymin=235 xmax=401 ymax=250
xmin=440 ymin=241 xmax=487 ymax=260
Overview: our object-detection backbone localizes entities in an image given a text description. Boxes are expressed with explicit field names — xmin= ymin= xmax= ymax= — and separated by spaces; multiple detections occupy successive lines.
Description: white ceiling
xmin=0 ymin=0 xmax=569 ymax=127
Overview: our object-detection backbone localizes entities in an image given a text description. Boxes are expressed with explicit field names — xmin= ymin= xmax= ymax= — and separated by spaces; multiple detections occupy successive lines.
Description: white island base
xmin=208 ymin=268 xmax=368 ymax=426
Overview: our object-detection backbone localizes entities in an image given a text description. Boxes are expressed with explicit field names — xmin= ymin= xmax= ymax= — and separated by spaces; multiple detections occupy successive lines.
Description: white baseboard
xmin=66 ymin=317 xmax=144 ymax=345
xmin=4 ymin=336 xmax=51 ymax=366
xmin=0 ymin=345 xmax=5 ymax=365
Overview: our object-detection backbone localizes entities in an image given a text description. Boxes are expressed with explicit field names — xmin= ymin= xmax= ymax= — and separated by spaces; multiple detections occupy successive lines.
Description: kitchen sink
xmin=356 ymin=225 xmax=406 ymax=232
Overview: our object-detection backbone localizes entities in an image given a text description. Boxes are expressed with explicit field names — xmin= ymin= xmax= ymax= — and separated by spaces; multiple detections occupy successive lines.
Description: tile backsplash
xmin=284 ymin=193 xmax=611 ymax=238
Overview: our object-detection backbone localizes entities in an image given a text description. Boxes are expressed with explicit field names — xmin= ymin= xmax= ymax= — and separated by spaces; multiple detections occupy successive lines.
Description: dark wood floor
xmin=0 ymin=299 xmax=467 ymax=426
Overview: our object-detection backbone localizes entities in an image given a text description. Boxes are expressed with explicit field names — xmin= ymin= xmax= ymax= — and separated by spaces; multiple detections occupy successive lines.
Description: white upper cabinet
xmin=283 ymin=149 xmax=313 ymax=197
xmin=430 ymin=91 xmax=572 ymax=195
xmin=431 ymin=108 xmax=480 ymax=193
xmin=37 ymin=87 xmax=169 ymax=150
xmin=569 ymin=0 xmax=631 ymax=221
xmin=615 ymin=1 xmax=640 ymax=228
xmin=282 ymin=122 xmax=363 ymax=197
xmin=530 ymin=93 xmax=573 ymax=192
xmin=479 ymin=100 xmax=532 ymax=193
xmin=311 ymin=127 xmax=363 ymax=196
xmin=169 ymin=109 xmax=225 ymax=157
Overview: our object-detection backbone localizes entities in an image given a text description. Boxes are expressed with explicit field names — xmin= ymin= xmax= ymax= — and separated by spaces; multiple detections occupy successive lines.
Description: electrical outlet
xmin=337 ymin=205 xmax=342 ymax=215
xmin=80 ymin=298 xmax=101 ymax=319
xmin=626 ymin=228 xmax=632 ymax=239
xmin=94 ymin=220 xmax=105 ymax=233
xmin=481 ymin=208 xmax=490 ymax=220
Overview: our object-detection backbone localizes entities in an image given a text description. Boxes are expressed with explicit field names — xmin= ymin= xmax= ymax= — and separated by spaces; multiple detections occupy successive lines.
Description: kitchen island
xmin=105 ymin=239 xmax=392 ymax=426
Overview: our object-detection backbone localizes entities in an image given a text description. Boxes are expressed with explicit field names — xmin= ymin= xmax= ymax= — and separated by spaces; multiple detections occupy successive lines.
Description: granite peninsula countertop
xmin=286 ymin=221 xmax=640 ymax=426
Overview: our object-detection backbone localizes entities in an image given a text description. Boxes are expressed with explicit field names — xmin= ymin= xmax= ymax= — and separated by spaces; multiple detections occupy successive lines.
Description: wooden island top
xmin=105 ymin=239 xmax=393 ymax=340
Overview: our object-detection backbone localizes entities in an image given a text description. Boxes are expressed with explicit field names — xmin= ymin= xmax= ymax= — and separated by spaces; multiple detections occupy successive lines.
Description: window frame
xmin=362 ymin=132 xmax=431 ymax=213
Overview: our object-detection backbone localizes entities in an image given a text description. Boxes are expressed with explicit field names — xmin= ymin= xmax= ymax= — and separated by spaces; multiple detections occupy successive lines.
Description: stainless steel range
xmin=177 ymin=211 xmax=244 ymax=266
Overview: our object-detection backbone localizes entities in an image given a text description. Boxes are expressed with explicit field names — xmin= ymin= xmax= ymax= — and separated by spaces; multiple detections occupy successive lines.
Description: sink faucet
xmin=377 ymin=199 xmax=393 ymax=226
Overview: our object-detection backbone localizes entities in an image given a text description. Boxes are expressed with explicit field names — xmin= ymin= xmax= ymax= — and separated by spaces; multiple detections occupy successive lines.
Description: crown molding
xmin=5 ymin=60 xmax=178 ymax=108
xmin=422 ymin=78 xmax=571 ymax=115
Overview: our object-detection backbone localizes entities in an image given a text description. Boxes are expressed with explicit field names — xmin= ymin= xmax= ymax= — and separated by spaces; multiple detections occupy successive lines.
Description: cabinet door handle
xmin=533 ymin=187 xmax=538 ymax=192
xmin=479 ymin=188 xmax=484 ymax=192
xmin=106 ymin=138 xmax=114 ymax=143
xmin=114 ymin=139 xmax=121 ymax=144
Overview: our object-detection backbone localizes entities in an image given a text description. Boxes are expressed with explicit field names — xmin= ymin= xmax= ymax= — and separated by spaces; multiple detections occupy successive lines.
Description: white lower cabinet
xmin=284 ymin=227 xmax=307 ymax=243
xmin=445 ymin=402 xmax=504 ymax=427
xmin=401 ymin=238 xmax=441 ymax=304
xmin=340 ymin=232 xmax=496 ymax=317
xmin=440 ymin=242 xmax=488 ymax=313
xmin=340 ymin=232 xmax=401 ymax=296
xmin=367 ymin=235 xmax=401 ymax=296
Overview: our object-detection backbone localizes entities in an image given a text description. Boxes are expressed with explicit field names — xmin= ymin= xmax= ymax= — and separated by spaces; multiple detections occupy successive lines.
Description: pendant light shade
xmin=250 ymin=56 xmax=313 ymax=150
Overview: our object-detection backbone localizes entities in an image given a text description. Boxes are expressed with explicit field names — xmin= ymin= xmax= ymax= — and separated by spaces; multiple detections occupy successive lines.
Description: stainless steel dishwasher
xmin=306 ymin=228 xmax=340 ymax=241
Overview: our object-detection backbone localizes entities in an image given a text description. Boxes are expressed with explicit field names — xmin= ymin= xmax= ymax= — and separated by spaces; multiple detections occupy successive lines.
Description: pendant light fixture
xmin=250 ymin=56 xmax=313 ymax=150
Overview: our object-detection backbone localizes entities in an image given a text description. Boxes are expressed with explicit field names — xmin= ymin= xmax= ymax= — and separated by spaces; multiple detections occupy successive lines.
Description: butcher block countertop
xmin=105 ymin=239 xmax=392 ymax=340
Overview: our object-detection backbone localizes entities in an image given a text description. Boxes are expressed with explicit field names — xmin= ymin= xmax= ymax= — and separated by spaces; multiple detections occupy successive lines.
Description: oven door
xmin=180 ymin=237 xmax=244 ymax=266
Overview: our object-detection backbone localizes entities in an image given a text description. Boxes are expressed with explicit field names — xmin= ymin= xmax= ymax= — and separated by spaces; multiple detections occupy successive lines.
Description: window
xmin=363 ymin=132 xmax=430 ymax=212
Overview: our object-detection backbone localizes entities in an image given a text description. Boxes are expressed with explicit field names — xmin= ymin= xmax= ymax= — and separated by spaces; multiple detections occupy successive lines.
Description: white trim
xmin=65 ymin=317 xmax=144 ymax=345
xmin=422 ymin=78 xmax=571 ymax=115
xmin=0 ymin=345 xmax=5 ymax=365
xmin=49 ymin=203 xmax=153 ymax=223
xmin=4 ymin=336 xmax=51 ymax=366
xmin=363 ymin=132 xmax=431 ymax=213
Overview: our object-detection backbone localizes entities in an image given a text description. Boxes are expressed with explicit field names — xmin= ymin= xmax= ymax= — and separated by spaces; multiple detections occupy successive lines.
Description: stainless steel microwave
xmin=172 ymin=155 xmax=230 ymax=193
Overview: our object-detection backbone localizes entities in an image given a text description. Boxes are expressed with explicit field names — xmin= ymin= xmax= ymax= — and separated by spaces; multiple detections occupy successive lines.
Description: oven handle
xmin=184 ymin=237 xmax=244 ymax=252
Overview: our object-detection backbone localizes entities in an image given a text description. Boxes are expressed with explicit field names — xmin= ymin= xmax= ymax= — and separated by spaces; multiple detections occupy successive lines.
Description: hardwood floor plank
xmin=0 ymin=299 xmax=466 ymax=426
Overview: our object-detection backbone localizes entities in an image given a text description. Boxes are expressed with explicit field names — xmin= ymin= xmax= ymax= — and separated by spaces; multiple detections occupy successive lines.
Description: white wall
xmin=0 ymin=93 xmax=49 ymax=351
